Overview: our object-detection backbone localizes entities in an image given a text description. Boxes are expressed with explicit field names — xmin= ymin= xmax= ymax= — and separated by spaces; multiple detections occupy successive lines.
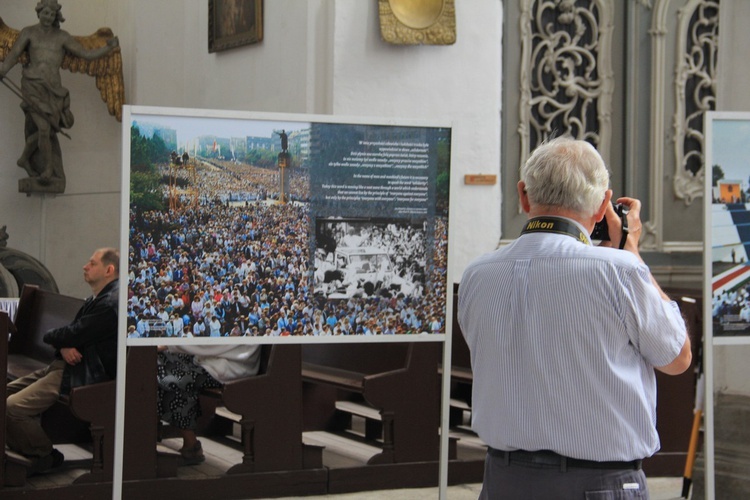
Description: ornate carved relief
xmin=641 ymin=0 xmax=671 ymax=250
xmin=673 ymin=0 xmax=719 ymax=204
xmin=642 ymin=0 xmax=719 ymax=251
xmin=0 ymin=226 xmax=59 ymax=295
xmin=378 ymin=0 xmax=456 ymax=45
xmin=519 ymin=0 xmax=615 ymax=181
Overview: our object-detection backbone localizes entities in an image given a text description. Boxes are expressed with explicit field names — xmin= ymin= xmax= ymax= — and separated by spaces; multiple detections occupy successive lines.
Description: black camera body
xmin=591 ymin=202 xmax=628 ymax=241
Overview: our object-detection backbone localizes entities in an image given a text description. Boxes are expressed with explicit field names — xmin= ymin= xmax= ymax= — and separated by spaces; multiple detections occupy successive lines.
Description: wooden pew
xmin=448 ymin=283 xmax=473 ymax=427
xmin=1 ymin=311 xmax=29 ymax=487
xmin=7 ymin=284 xmax=84 ymax=380
xmin=646 ymin=290 xmax=702 ymax=476
xmin=200 ymin=344 xmax=322 ymax=473
xmin=0 ymin=313 xmax=6 ymax=478
xmin=2 ymin=284 xmax=118 ymax=486
xmin=301 ymin=342 xmax=442 ymax=465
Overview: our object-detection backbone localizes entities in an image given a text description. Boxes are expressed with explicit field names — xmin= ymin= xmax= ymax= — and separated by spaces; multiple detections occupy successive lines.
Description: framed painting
xmin=208 ymin=0 xmax=263 ymax=53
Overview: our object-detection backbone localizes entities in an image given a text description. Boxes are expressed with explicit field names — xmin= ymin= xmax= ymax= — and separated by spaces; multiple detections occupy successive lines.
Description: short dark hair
xmin=99 ymin=247 xmax=120 ymax=273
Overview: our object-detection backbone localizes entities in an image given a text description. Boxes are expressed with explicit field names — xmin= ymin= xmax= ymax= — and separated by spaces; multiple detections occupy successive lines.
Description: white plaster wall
xmin=0 ymin=0 xmax=503 ymax=297
xmin=0 ymin=0 xmax=123 ymax=298
xmin=713 ymin=345 xmax=750 ymax=395
xmin=717 ymin=0 xmax=750 ymax=113
xmin=124 ymin=0 xmax=318 ymax=114
xmin=330 ymin=1 xmax=504 ymax=286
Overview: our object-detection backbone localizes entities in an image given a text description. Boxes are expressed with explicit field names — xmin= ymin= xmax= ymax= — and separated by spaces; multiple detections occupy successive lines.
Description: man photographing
xmin=458 ymin=137 xmax=691 ymax=499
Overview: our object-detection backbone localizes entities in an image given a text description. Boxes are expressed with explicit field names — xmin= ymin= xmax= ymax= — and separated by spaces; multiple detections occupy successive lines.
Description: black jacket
xmin=43 ymin=279 xmax=119 ymax=394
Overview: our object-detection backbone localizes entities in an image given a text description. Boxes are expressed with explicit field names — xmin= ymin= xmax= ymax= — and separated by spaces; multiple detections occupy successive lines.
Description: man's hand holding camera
xmin=600 ymin=197 xmax=642 ymax=254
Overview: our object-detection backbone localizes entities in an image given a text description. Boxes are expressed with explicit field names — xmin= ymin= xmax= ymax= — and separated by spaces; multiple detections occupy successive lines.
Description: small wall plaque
xmin=464 ymin=175 xmax=497 ymax=186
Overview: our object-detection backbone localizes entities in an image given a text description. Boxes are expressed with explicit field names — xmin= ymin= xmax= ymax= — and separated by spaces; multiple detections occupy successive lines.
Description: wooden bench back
xmin=302 ymin=342 xmax=410 ymax=375
xmin=258 ymin=343 xmax=273 ymax=375
xmin=9 ymin=284 xmax=84 ymax=363
xmin=451 ymin=283 xmax=471 ymax=369
xmin=0 ymin=311 xmax=9 ymax=486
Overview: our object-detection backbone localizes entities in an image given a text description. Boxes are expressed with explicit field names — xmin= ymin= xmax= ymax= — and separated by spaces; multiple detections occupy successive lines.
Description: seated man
xmin=5 ymin=247 xmax=119 ymax=474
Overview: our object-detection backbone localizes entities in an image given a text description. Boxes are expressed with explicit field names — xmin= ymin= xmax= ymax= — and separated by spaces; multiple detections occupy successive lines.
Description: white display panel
xmin=703 ymin=111 xmax=750 ymax=500
xmin=112 ymin=106 xmax=454 ymax=498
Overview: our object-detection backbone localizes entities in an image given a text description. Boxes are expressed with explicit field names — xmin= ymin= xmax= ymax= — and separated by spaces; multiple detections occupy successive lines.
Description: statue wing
xmin=62 ymin=28 xmax=125 ymax=122
xmin=0 ymin=17 xmax=27 ymax=65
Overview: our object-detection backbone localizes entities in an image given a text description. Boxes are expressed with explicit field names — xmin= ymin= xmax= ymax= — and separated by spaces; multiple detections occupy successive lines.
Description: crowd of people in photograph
xmin=712 ymin=286 xmax=750 ymax=334
xmin=127 ymin=159 xmax=448 ymax=338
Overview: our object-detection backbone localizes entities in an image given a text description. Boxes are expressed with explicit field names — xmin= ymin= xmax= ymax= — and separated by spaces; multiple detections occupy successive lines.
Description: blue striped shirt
xmin=457 ymin=223 xmax=687 ymax=462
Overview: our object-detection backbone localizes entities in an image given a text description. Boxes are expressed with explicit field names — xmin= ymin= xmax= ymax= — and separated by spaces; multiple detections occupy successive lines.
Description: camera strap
xmin=618 ymin=213 xmax=629 ymax=250
xmin=521 ymin=217 xmax=591 ymax=246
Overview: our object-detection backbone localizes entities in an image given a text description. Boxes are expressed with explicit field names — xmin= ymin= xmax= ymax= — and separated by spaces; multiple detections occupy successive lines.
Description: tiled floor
xmin=153 ymin=436 xmax=690 ymax=499
xmin=21 ymin=442 xmax=689 ymax=499
xmin=272 ymin=477 xmax=685 ymax=499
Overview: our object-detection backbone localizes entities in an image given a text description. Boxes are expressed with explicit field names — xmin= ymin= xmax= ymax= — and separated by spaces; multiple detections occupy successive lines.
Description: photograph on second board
xmin=709 ymin=117 xmax=750 ymax=336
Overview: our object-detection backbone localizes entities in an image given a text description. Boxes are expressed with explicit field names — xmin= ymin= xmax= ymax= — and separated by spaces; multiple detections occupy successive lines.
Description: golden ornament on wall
xmin=378 ymin=0 xmax=456 ymax=45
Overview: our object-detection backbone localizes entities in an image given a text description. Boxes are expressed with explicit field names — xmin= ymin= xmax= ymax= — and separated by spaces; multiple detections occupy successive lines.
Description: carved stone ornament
xmin=672 ymin=0 xmax=719 ymax=205
xmin=0 ymin=1 xmax=124 ymax=196
xmin=518 ymin=0 xmax=615 ymax=191
xmin=378 ymin=0 xmax=456 ymax=45
xmin=0 ymin=226 xmax=59 ymax=296
xmin=641 ymin=0 xmax=718 ymax=251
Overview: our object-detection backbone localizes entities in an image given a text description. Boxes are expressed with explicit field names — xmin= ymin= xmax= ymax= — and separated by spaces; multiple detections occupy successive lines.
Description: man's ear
xmin=594 ymin=189 xmax=613 ymax=222
xmin=517 ymin=181 xmax=531 ymax=213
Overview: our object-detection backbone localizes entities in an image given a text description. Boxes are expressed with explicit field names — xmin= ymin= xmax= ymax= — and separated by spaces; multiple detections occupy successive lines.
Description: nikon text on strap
xmin=521 ymin=217 xmax=591 ymax=246
xmin=521 ymin=216 xmax=630 ymax=249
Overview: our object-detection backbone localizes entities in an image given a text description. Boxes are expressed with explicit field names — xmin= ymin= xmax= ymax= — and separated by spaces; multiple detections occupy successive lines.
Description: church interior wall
xmin=0 ymin=0 xmax=502 ymax=298
xmin=2 ymin=0 xmax=748 ymax=395
xmin=3 ymin=0 xmax=750 ymax=493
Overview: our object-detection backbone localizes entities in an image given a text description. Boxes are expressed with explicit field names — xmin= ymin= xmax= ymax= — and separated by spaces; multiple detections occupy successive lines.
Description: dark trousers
xmin=480 ymin=449 xmax=649 ymax=499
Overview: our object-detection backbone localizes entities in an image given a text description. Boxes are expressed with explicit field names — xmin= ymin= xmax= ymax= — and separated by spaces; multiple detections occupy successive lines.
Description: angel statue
xmin=0 ymin=0 xmax=124 ymax=195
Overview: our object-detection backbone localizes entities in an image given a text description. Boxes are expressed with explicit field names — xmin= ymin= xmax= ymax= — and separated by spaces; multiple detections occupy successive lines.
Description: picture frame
xmin=705 ymin=112 xmax=750 ymax=340
xmin=702 ymin=111 xmax=750 ymax=499
xmin=120 ymin=105 xmax=451 ymax=345
xmin=208 ymin=0 xmax=263 ymax=53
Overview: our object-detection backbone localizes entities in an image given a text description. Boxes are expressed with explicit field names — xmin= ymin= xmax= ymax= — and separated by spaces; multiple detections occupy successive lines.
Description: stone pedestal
xmin=278 ymin=152 xmax=290 ymax=203
xmin=691 ymin=393 xmax=750 ymax=499
xmin=18 ymin=176 xmax=65 ymax=195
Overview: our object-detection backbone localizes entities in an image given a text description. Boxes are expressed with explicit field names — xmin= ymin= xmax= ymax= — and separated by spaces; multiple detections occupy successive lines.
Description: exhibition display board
xmin=114 ymin=106 xmax=454 ymax=498
xmin=703 ymin=111 xmax=750 ymax=500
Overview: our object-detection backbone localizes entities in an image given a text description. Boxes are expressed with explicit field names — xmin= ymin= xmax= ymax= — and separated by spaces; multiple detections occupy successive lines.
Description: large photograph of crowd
xmin=708 ymin=115 xmax=750 ymax=337
xmin=123 ymin=107 xmax=451 ymax=342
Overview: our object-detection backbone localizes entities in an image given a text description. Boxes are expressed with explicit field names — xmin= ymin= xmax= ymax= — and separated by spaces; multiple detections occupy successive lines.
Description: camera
xmin=591 ymin=202 xmax=628 ymax=240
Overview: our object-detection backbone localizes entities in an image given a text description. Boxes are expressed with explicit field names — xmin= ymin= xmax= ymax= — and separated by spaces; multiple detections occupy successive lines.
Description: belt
xmin=488 ymin=448 xmax=643 ymax=472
